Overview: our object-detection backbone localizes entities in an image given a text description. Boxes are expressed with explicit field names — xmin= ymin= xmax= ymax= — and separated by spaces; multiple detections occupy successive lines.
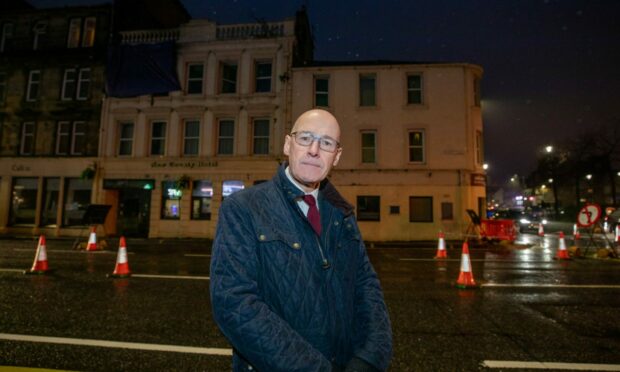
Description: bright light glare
xmin=586 ymin=174 xmax=592 ymax=180
xmin=545 ymin=145 xmax=553 ymax=153
xmin=483 ymin=163 xmax=489 ymax=170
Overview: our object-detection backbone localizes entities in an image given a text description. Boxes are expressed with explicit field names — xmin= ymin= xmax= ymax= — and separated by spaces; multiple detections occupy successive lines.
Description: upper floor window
xmin=314 ymin=75 xmax=329 ymax=107
xmin=0 ymin=72 xmax=7 ymax=104
xmin=221 ymin=62 xmax=238 ymax=94
xmin=217 ymin=119 xmax=235 ymax=155
xmin=359 ymin=73 xmax=376 ymax=107
xmin=20 ymin=122 xmax=35 ymax=155
xmin=118 ymin=122 xmax=134 ymax=156
xmin=252 ymin=118 xmax=270 ymax=155
xmin=186 ymin=63 xmax=204 ymax=94
xmin=1 ymin=23 xmax=14 ymax=52
xmin=183 ymin=120 xmax=200 ymax=156
xmin=150 ymin=121 xmax=166 ymax=156
xmin=61 ymin=68 xmax=91 ymax=100
xmin=26 ymin=70 xmax=41 ymax=102
xmin=408 ymin=130 xmax=425 ymax=163
xmin=56 ymin=121 xmax=85 ymax=155
xmin=407 ymin=74 xmax=423 ymax=104
xmin=77 ymin=68 xmax=91 ymax=100
xmin=361 ymin=131 xmax=376 ymax=164
xmin=32 ymin=21 xmax=48 ymax=50
xmin=67 ymin=17 xmax=96 ymax=48
xmin=254 ymin=61 xmax=272 ymax=93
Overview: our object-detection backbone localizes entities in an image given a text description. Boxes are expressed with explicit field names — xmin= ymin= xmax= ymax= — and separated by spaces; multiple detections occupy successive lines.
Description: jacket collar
xmin=275 ymin=162 xmax=354 ymax=217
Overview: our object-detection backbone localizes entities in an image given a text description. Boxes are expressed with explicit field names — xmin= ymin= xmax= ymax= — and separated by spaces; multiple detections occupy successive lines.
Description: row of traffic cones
xmin=434 ymin=230 xmax=574 ymax=289
xmin=24 ymin=235 xmax=131 ymax=278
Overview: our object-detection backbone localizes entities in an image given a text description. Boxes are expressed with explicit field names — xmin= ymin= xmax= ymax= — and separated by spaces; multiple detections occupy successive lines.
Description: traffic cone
xmin=538 ymin=223 xmax=545 ymax=237
xmin=434 ymin=231 xmax=447 ymax=259
xmin=455 ymin=242 xmax=477 ymax=289
xmin=573 ymin=223 xmax=580 ymax=241
xmin=615 ymin=225 xmax=620 ymax=243
xmin=85 ymin=226 xmax=98 ymax=251
xmin=24 ymin=235 xmax=51 ymax=275
xmin=109 ymin=236 xmax=131 ymax=278
xmin=555 ymin=231 xmax=570 ymax=260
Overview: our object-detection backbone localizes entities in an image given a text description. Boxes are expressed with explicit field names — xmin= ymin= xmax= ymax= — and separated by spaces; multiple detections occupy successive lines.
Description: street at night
xmin=1 ymin=235 xmax=619 ymax=371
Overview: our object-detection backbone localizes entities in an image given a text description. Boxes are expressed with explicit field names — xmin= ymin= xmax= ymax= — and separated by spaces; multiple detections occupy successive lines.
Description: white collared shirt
xmin=285 ymin=166 xmax=319 ymax=217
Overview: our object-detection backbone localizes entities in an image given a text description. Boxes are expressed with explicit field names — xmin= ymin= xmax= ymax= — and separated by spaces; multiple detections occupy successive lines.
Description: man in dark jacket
xmin=210 ymin=109 xmax=392 ymax=371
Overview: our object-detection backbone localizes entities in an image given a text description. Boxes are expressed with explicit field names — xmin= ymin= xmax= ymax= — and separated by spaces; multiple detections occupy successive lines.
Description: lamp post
xmin=544 ymin=145 xmax=560 ymax=218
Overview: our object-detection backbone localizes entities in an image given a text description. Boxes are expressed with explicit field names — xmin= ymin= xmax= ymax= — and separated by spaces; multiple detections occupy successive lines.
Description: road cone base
xmin=24 ymin=269 xmax=52 ymax=275
xmin=434 ymin=254 xmax=447 ymax=259
xmin=455 ymin=282 xmax=478 ymax=289
xmin=108 ymin=272 xmax=131 ymax=278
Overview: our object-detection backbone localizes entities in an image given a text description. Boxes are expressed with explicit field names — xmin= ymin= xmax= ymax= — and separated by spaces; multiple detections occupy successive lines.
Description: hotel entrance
xmin=103 ymin=179 xmax=154 ymax=238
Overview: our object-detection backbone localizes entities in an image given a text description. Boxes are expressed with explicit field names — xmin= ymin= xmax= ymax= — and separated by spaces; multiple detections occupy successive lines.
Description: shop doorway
xmin=117 ymin=188 xmax=151 ymax=237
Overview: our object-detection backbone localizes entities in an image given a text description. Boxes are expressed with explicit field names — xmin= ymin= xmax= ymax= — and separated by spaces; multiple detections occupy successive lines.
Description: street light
xmin=545 ymin=145 xmax=553 ymax=153
xmin=483 ymin=163 xmax=489 ymax=170
xmin=586 ymin=174 xmax=592 ymax=180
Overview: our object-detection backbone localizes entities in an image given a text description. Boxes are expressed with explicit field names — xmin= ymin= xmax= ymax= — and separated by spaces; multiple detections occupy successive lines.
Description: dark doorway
xmin=117 ymin=188 xmax=151 ymax=237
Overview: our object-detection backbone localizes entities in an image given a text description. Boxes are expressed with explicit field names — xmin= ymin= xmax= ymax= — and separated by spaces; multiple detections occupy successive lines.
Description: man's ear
xmin=332 ymin=147 xmax=342 ymax=166
xmin=283 ymin=135 xmax=291 ymax=156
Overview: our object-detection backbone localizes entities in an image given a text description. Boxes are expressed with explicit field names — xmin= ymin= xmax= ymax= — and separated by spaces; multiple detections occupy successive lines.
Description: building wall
xmin=291 ymin=64 xmax=485 ymax=240
xmin=0 ymin=5 xmax=111 ymax=237
xmin=97 ymin=19 xmax=296 ymax=238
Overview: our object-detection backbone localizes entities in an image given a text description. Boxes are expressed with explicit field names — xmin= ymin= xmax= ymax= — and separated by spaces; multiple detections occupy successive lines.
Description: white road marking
xmin=132 ymin=274 xmax=210 ymax=280
xmin=0 ymin=333 xmax=231 ymax=356
xmin=184 ymin=254 xmax=211 ymax=257
xmin=13 ymin=248 xmax=120 ymax=255
xmin=482 ymin=283 xmax=620 ymax=289
xmin=483 ymin=360 xmax=620 ymax=370
xmin=399 ymin=258 xmax=551 ymax=263
xmin=0 ymin=268 xmax=25 ymax=273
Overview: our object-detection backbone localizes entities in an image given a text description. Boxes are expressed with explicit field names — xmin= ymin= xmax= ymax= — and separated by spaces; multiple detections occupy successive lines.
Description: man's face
xmin=284 ymin=110 xmax=342 ymax=191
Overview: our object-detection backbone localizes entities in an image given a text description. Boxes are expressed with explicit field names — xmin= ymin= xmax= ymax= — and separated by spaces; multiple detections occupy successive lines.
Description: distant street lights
xmin=544 ymin=144 xmax=559 ymax=218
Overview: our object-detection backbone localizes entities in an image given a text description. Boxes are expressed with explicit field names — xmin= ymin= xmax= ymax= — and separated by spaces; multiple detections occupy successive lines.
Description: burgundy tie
xmin=302 ymin=195 xmax=321 ymax=236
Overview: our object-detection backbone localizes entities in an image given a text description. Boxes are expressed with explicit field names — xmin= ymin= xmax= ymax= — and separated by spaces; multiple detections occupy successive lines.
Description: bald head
xmin=291 ymin=109 xmax=341 ymax=141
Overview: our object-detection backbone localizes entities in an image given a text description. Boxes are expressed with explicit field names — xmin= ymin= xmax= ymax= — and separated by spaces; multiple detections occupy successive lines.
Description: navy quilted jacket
xmin=210 ymin=164 xmax=392 ymax=371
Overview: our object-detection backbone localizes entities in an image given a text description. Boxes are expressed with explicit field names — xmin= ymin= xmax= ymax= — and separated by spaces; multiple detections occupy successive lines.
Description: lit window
xmin=81 ymin=17 xmax=96 ymax=47
xmin=314 ymin=75 xmax=329 ymax=107
xmin=41 ymin=178 xmax=60 ymax=226
xmin=186 ymin=63 xmax=203 ymax=94
xmin=191 ymin=180 xmax=212 ymax=220
xmin=67 ymin=18 xmax=81 ymax=48
xmin=361 ymin=131 xmax=376 ymax=164
xmin=9 ymin=178 xmax=38 ymax=225
xmin=161 ymin=181 xmax=181 ymax=219
xmin=410 ymin=196 xmax=433 ymax=222
xmin=26 ymin=70 xmax=41 ymax=102
xmin=118 ymin=122 xmax=134 ymax=156
xmin=359 ymin=74 xmax=376 ymax=106
xmin=255 ymin=61 xmax=272 ymax=93
xmin=221 ymin=62 xmax=237 ymax=93
xmin=253 ymin=119 xmax=270 ymax=155
xmin=222 ymin=180 xmax=244 ymax=199
xmin=357 ymin=195 xmax=380 ymax=221
xmin=408 ymin=130 xmax=425 ymax=163
xmin=218 ymin=119 xmax=234 ymax=155
xmin=183 ymin=120 xmax=200 ymax=156
xmin=20 ymin=122 xmax=35 ymax=155
xmin=150 ymin=121 xmax=166 ymax=156
xmin=407 ymin=74 xmax=423 ymax=104
xmin=63 ymin=178 xmax=92 ymax=226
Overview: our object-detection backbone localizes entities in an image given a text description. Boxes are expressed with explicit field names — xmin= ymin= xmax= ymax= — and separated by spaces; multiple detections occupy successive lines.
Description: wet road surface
xmin=0 ymin=234 xmax=619 ymax=371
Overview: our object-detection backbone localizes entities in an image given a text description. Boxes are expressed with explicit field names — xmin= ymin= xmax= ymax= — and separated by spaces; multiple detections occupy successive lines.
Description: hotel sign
xmin=471 ymin=173 xmax=486 ymax=186
xmin=150 ymin=160 xmax=218 ymax=169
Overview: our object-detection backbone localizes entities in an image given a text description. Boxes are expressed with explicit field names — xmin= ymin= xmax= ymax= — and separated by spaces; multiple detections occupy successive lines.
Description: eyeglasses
xmin=290 ymin=131 xmax=340 ymax=153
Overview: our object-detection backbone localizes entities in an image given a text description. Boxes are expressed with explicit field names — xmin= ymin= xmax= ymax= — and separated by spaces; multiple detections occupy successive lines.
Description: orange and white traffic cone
xmin=109 ymin=236 xmax=131 ymax=278
xmin=434 ymin=231 xmax=447 ymax=259
xmin=573 ymin=223 xmax=580 ymax=241
xmin=538 ymin=223 xmax=545 ymax=237
xmin=455 ymin=242 xmax=477 ymax=289
xmin=85 ymin=226 xmax=98 ymax=251
xmin=555 ymin=231 xmax=570 ymax=260
xmin=25 ymin=235 xmax=51 ymax=275
xmin=615 ymin=225 xmax=620 ymax=244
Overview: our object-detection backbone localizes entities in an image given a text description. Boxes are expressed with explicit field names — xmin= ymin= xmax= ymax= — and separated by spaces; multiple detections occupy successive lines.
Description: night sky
xmin=32 ymin=0 xmax=620 ymax=186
